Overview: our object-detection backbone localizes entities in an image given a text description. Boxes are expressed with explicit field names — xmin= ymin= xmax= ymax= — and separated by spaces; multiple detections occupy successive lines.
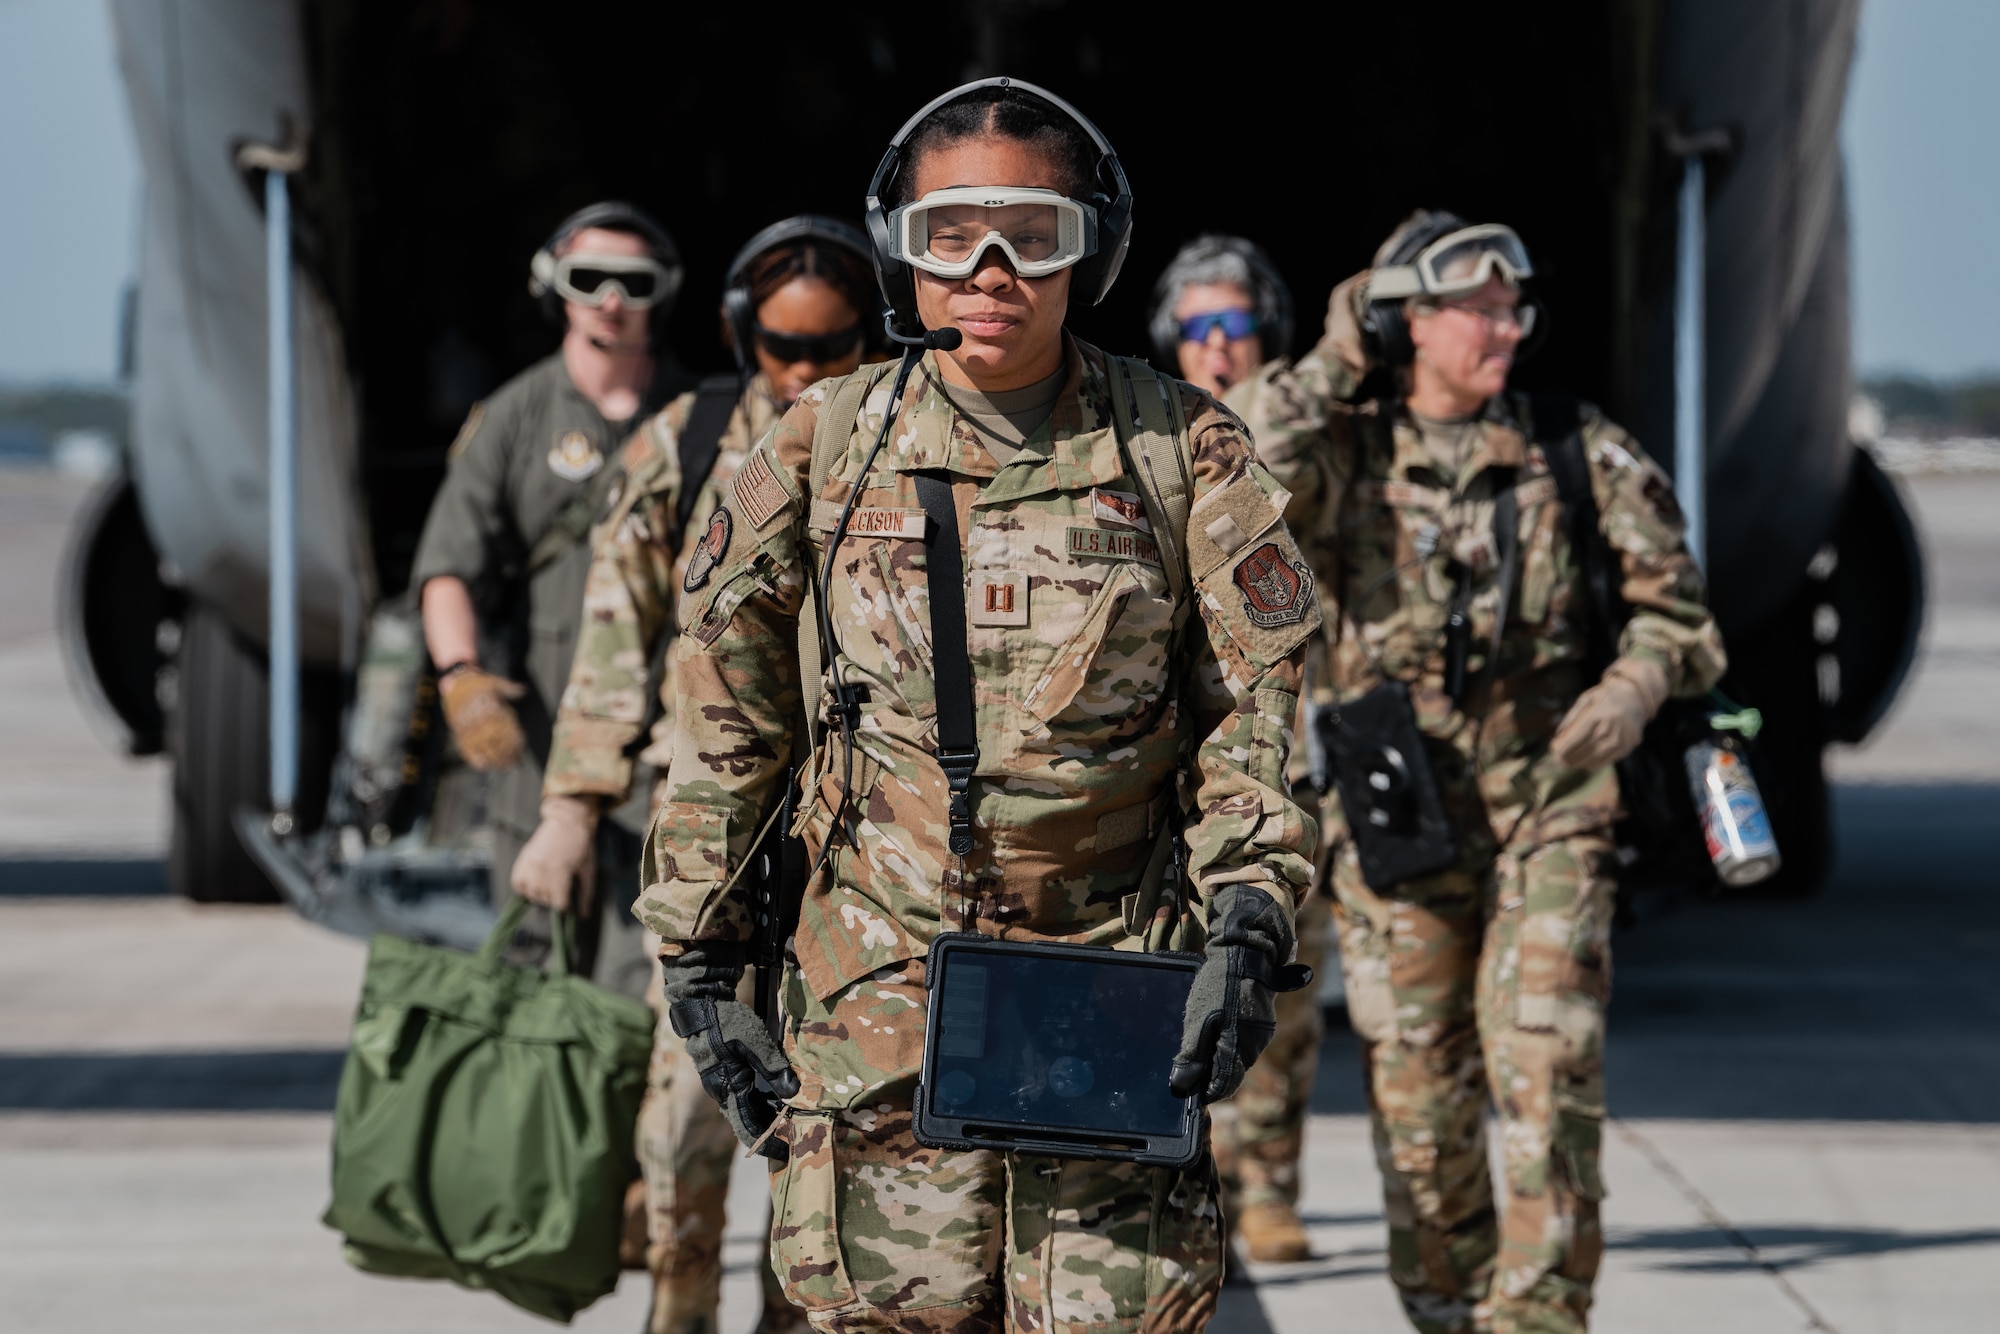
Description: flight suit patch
xmin=733 ymin=449 xmax=795 ymax=530
xmin=969 ymin=570 xmax=1029 ymax=626
xmin=1232 ymin=541 xmax=1314 ymax=628
xmin=548 ymin=429 xmax=603 ymax=481
xmin=684 ymin=506 xmax=732 ymax=594
xmin=1066 ymin=526 xmax=1161 ymax=565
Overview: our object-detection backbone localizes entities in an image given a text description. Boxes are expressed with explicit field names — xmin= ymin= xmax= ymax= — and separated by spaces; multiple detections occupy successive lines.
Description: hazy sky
xmin=1844 ymin=0 xmax=2000 ymax=377
xmin=0 ymin=0 xmax=1994 ymax=383
xmin=0 ymin=0 xmax=137 ymax=384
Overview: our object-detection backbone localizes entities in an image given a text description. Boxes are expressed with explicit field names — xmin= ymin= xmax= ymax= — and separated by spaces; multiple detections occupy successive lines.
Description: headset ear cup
xmin=1516 ymin=294 xmax=1550 ymax=363
xmin=865 ymin=203 xmax=918 ymax=335
xmin=722 ymin=285 xmax=756 ymax=374
xmin=1364 ymin=301 xmax=1414 ymax=367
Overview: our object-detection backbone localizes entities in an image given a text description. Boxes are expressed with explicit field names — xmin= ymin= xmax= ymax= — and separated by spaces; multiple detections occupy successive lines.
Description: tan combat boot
xmin=1237 ymin=1200 xmax=1312 ymax=1263
xmin=646 ymin=1270 xmax=722 ymax=1334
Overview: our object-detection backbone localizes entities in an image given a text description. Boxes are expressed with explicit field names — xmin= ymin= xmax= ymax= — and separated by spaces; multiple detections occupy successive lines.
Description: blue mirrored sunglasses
xmin=1178 ymin=308 xmax=1259 ymax=344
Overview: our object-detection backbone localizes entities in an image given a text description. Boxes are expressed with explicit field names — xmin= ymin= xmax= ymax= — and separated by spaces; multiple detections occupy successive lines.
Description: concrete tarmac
xmin=2 ymin=467 xmax=1996 ymax=1333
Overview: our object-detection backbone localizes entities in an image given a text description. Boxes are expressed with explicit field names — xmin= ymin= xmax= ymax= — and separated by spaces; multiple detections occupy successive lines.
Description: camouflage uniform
xmin=642 ymin=338 xmax=1320 ymax=1332
xmin=1205 ymin=369 xmax=1339 ymax=1236
xmin=544 ymin=375 xmax=798 ymax=1332
xmin=1235 ymin=340 xmax=1725 ymax=1334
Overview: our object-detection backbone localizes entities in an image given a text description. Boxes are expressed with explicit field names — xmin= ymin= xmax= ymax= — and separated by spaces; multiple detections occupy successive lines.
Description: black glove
xmin=1169 ymin=885 xmax=1313 ymax=1104
xmin=663 ymin=941 xmax=800 ymax=1160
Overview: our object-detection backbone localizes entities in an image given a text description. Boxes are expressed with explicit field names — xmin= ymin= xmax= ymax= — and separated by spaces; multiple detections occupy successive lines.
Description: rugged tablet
xmin=913 ymin=935 xmax=1204 ymax=1168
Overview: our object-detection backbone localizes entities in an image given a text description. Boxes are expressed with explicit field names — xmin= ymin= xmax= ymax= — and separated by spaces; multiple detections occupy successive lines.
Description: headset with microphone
xmin=863 ymin=75 xmax=1133 ymax=348
xmin=527 ymin=200 xmax=684 ymax=348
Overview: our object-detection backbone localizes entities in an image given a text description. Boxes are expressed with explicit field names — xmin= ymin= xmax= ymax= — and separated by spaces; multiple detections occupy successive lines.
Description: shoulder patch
xmin=732 ymin=448 xmax=794 ymax=530
xmin=683 ymin=506 xmax=733 ymax=594
xmin=446 ymin=401 xmax=485 ymax=462
xmin=1231 ymin=542 xmax=1315 ymax=628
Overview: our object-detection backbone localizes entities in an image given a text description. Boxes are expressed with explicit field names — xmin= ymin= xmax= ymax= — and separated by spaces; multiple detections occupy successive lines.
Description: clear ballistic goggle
xmin=537 ymin=251 xmax=679 ymax=309
xmin=887 ymin=186 xmax=1097 ymax=279
xmin=1365 ymin=224 xmax=1535 ymax=302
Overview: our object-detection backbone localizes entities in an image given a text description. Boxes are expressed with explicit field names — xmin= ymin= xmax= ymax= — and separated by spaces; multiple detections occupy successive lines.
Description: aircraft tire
xmin=169 ymin=601 xmax=281 ymax=903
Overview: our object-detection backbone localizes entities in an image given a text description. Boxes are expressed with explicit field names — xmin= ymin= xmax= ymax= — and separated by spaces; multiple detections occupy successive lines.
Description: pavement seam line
xmin=1611 ymin=1118 xmax=1841 ymax=1333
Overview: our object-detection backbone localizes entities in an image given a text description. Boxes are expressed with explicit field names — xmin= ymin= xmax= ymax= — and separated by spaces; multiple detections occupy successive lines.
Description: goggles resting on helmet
xmin=547 ymin=252 xmax=676 ymax=309
xmin=1366 ymin=224 xmax=1534 ymax=303
xmin=887 ymin=187 xmax=1098 ymax=280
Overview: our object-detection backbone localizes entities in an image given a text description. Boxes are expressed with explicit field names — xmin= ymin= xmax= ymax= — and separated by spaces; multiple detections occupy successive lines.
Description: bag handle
xmin=475 ymin=895 xmax=576 ymax=978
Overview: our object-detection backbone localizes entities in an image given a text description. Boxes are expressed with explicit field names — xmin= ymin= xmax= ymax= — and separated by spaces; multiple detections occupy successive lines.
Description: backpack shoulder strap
xmin=1104 ymin=356 xmax=1193 ymax=606
xmin=674 ymin=374 xmax=745 ymax=533
xmin=1530 ymin=392 xmax=1621 ymax=673
xmin=797 ymin=362 xmax=899 ymax=744
xmin=1103 ymin=356 xmax=1202 ymax=944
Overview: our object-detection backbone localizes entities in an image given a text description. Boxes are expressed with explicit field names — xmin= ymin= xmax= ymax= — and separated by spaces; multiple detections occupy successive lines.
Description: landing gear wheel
xmin=167 ymin=602 xmax=337 ymax=903
xmin=169 ymin=603 xmax=279 ymax=902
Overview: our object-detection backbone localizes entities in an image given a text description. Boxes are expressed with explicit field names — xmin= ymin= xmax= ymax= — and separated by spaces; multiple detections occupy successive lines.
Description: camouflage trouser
xmin=768 ymin=1107 xmax=1221 ymax=1334
xmin=766 ymin=968 xmax=1223 ymax=1332
xmin=1211 ymin=887 xmax=1332 ymax=1212
xmin=637 ymin=966 xmax=803 ymax=1333
xmin=1331 ymin=831 xmax=1614 ymax=1334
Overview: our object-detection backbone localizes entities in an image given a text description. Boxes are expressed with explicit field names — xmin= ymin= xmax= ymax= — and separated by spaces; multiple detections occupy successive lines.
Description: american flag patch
xmin=732 ymin=449 xmax=793 ymax=530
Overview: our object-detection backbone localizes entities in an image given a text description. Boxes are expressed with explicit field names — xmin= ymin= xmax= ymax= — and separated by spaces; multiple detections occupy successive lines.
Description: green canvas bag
xmin=323 ymin=897 xmax=654 ymax=1323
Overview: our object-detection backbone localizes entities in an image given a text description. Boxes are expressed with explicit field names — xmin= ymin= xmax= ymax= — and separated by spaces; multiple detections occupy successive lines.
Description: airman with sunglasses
xmin=1146 ymin=237 xmax=1333 ymax=1270
xmin=413 ymin=202 xmax=688 ymax=960
xmin=1234 ymin=212 xmax=1725 ymax=1334
xmin=517 ymin=217 xmax=878 ymax=1334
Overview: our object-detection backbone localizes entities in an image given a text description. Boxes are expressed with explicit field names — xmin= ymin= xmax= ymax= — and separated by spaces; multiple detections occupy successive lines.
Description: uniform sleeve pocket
xmin=1194 ymin=519 xmax=1322 ymax=682
xmin=635 ymin=800 xmax=738 ymax=942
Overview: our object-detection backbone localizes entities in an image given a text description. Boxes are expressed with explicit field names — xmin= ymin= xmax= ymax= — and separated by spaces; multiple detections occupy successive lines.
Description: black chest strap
xmin=913 ymin=470 xmax=978 ymax=858
xmin=1530 ymin=394 xmax=1618 ymax=674
xmin=674 ymin=374 xmax=745 ymax=534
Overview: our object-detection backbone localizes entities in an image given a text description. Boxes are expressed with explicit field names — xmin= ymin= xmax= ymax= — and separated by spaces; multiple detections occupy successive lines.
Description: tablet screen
xmin=927 ymin=948 xmax=1193 ymax=1139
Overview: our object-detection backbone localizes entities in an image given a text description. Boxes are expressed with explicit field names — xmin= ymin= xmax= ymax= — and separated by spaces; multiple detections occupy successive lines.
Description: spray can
xmin=1684 ymin=736 xmax=1781 ymax=887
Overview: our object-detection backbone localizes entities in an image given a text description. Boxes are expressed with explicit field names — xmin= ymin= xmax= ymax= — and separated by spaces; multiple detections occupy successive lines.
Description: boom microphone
xmin=884 ymin=314 xmax=963 ymax=351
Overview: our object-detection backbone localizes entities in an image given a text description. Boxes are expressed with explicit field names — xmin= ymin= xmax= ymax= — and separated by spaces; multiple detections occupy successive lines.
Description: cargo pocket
xmin=634 ymin=800 xmax=737 ymax=941
xmin=1553 ymin=1095 xmax=1608 ymax=1204
xmin=770 ymin=1111 xmax=857 ymax=1315
xmin=1330 ymin=867 xmax=1400 ymax=1045
xmin=1144 ymin=1158 xmax=1224 ymax=1324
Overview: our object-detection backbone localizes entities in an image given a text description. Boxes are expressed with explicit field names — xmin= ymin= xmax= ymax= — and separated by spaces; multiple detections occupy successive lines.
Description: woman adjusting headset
xmin=1234 ymin=214 xmax=1727 ymax=1334
xmin=642 ymin=78 xmax=1322 ymax=1332
xmin=519 ymin=216 xmax=876 ymax=1334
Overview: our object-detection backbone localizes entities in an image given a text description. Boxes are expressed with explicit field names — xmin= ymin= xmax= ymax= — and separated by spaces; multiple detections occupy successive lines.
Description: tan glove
xmin=1324 ymin=269 xmax=1375 ymax=383
xmin=437 ymin=663 xmax=527 ymax=772
xmin=1551 ymin=656 xmax=1671 ymax=772
xmin=512 ymin=795 xmax=599 ymax=913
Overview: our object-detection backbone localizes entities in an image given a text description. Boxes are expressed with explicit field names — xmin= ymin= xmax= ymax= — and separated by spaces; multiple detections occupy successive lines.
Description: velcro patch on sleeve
xmin=732 ymin=447 xmax=796 ymax=531
xmin=1196 ymin=519 xmax=1322 ymax=675
xmin=1186 ymin=473 xmax=1284 ymax=581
